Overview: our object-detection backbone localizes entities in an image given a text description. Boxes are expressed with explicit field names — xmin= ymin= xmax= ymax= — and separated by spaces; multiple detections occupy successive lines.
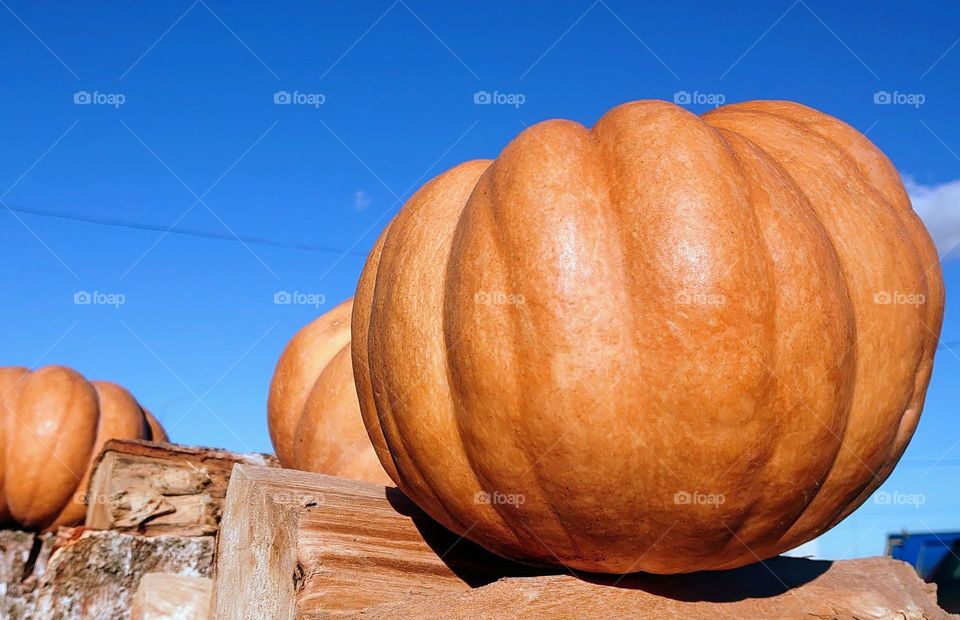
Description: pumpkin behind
xmin=268 ymin=299 xmax=389 ymax=484
xmin=0 ymin=365 xmax=165 ymax=530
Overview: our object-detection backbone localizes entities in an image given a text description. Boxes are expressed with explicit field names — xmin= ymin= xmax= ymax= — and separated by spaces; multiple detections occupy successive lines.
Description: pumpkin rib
xmin=775 ymin=109 xmax=942 ymax=531
xmin=371 ymin=160 xmax=495 ymax=535
xmin=7 ymin=366 xmax=99 ymax=529
xmin=588 ymin=102 xmax=780 ymax=569
xmin=707 ymin=105 xmax=929 ymax=551
xmin=707 ymin=127 xmax=857 ymax=564
xmin=449 ymin=126 xmax=607 ymax=562
xmin=354 ymin=221 xmax=401 ymax=484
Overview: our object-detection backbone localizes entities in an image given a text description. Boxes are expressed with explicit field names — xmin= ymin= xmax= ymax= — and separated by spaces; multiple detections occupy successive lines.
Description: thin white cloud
xmin=906 ymin=176 xmax=960 ymax=259
xmin=354 ymin=190 xmax=372 ymax=211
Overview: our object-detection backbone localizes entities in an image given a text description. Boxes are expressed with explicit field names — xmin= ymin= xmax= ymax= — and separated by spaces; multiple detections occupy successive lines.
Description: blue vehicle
xmin=886 ymin=531 xmax=960 ymax=612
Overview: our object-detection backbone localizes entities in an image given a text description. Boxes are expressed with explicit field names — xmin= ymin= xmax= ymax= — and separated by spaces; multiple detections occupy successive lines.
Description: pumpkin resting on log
xmin=353 ymin=99 xmax=945 ymax=574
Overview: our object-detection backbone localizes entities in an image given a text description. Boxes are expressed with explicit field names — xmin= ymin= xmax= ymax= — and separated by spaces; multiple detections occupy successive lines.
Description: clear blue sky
xmin=1 ymin=0 xmax=958 ymax=560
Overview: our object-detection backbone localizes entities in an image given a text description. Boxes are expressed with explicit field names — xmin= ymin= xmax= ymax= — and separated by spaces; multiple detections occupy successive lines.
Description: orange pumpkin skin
xmin=268 ymin=299 xmax=390 ymax=484
xmin=0 ymin=365 xmax=165 ymax=530
xmin=353 ymin=100 xmax=944 ymax=574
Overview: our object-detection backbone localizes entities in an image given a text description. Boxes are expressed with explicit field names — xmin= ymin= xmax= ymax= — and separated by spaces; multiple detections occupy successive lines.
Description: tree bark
xmin=1 ymin=527 xmax=214 ymax=619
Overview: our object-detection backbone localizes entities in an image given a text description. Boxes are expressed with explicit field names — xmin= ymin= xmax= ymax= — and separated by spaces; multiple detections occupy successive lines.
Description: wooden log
xmin=1 ymin=527 xmax=214 ymax=619
xmin=130 ymin=573 xmax=211 ymax=620
xmin=211 ymin=465 xmax=543 ymax=619
xmin=85 ymin=439 xmax=279 ymax=536
xmin=359 ymin=556 xmax=953 ymax=619
xmin=212 ymin=466 xmax=954 ymax=620
xmin=0 ymin=530 xmax=39 ymax=619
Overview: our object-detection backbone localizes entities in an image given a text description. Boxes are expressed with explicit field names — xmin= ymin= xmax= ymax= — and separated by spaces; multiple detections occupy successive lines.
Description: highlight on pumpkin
xmin=0 ymin=365 xmax=166 ymax=531
xmin=267 ymin=298 xmax=391 ymax=485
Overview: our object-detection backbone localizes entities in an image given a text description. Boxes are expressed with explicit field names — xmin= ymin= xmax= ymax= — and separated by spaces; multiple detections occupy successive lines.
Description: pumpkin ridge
xmin=372 ymin=160 xmax=494 ymax=535
xmin=445 ymin=161 xmax=537 ymax=558
xmin=354 ymin=222 xmax=400 ymax=484
xmin=707 ymin=126 xmax=855 ymax=562
xmin=707 ymin=106 xmax=929 ymax=551
xmin=779 ymin=114 xmax=940 ymax=531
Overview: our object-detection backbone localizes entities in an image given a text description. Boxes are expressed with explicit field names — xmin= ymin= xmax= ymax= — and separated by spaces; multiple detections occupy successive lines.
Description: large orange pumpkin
xmin=353 ymin=100 xmax=944 ymax=574
xmin=0 ymin=365 xmax=166 ymax=530
xmin=268 ymin=299 xmax=389 ymax=484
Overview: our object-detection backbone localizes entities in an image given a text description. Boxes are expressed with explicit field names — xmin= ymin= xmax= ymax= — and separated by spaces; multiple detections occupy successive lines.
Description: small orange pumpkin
xmin=0 ymin=365 xmax=166 ymax=530
xmin=268 ymin=299 xmax=389 ymax=484
xmin=353 ymin=100 xmax=944 ymax=574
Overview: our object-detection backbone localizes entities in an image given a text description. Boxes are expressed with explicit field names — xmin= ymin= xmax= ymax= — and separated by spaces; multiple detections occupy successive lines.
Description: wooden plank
xmin=130 ymin=573 xmax=211 ymax=620
xmin=85 ymin=440 xmax=278 ymax=536
xmin=360 ymin=556 xmax=953 ymax=620
xmin=210 ymin=465 xmax=542 ymax=619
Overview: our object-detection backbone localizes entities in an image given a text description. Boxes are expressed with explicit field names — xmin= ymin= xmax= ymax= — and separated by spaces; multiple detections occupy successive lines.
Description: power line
xmin=2 ymin=204 xmax=370 ymax=257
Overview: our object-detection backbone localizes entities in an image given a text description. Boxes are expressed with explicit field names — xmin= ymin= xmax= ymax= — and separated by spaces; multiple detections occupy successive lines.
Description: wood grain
xmin=211 ymin=465 xmax=542 ymax=619
xmin=85 ymin=439 xmax=278 ymax=536
xmin=130 ymin=572 xmax=211 ymax=620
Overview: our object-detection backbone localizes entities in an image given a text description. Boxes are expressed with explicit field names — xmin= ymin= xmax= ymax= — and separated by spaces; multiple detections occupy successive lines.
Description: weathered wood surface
xmin=1 ymin=527 xmax=214 ymax=619
xmin=86 ymin=439 xmax=279 ymax=536
xmin=130 ymin=572 xmax=211 ymax=620
xmin=360 ymin=555 xmax=954 ymax=619
xmin=211 ymin=465 xmax=543 ymax=619
xmin=211 ymin=466 xmax=954 ymax=620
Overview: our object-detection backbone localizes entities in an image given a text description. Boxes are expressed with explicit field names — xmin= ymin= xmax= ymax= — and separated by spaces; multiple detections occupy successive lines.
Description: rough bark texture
xmin=211 ymin=465 xmax=542 ymax=619
xmin=0 ymin=527 xmax=214 ymax=619
xmin=86 ymin=439 xmax=278 ymax=536
xmin=130 ymin=572 xmax=211 ymax=620
xmin=359 ymin=556 xmax=954 ymax=619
